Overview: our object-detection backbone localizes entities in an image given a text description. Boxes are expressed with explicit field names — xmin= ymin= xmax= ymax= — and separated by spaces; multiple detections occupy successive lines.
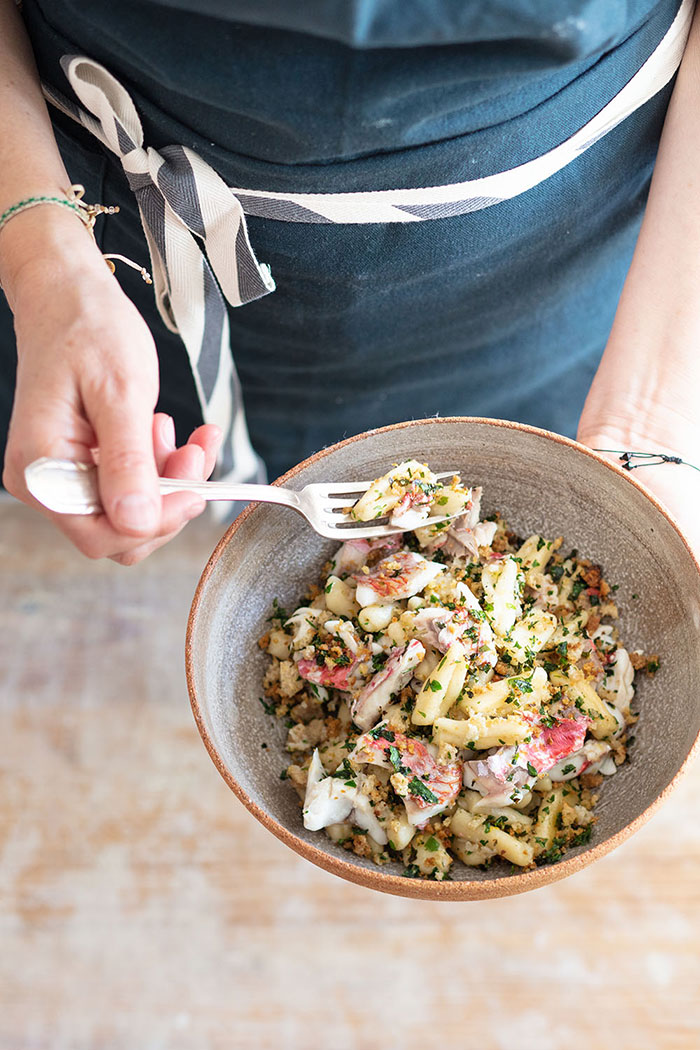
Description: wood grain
xmin=1 ymin=501 xmax=698 ymax=1050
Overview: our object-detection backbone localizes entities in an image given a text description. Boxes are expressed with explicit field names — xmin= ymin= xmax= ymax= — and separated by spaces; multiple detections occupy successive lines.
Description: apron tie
xmin=44 ymin=55 xmax=275 ymax=493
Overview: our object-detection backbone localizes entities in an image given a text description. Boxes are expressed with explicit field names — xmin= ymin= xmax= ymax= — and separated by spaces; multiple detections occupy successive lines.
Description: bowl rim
xmin=185 ymin=416 xmax=700 ymax=900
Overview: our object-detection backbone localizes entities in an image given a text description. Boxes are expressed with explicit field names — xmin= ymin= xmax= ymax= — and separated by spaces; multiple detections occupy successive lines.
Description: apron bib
xmin=38 ymin=0 xmax=693 ymax=486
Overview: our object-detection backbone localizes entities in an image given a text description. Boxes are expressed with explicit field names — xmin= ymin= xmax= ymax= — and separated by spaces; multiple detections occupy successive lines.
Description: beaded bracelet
xmin=0 ymin=184 xmax=152 ymax=284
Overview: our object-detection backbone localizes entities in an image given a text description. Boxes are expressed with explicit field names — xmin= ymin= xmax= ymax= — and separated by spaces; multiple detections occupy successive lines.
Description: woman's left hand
xmin=577 ymin=411 xmax=700 ymax=560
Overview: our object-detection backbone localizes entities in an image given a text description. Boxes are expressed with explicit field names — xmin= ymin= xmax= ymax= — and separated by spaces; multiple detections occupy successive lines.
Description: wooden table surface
xmin=1 ymin=500 xmax=699 ymax=1050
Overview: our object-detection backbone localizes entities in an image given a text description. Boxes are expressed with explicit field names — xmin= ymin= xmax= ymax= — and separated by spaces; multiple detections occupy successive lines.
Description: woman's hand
xmin=0 ymin=0 xmax=222 ymax=564
xmin=578 ymin=395 xmax=700 ymax=559
xmin=1 ymin=208 xmax=219 ymax=564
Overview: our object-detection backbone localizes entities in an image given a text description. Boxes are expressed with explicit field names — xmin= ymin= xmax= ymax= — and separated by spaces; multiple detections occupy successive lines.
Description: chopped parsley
xmin=569 ymin=825 xmax=593 ymax=848
xmin=368 ymin=726 xmax=396 ymax=743
xmin=371 ymin=652 xmax=388 ymax=673
xmin=407 ymin=777 xmax=439 ymax=804
xmin=388 ymin=745 xmax=407 ymax=774
xmin=331 ymin=759 xmax=356 ymax=781
xmin=539 ymin=836 xmax=567 ymax=865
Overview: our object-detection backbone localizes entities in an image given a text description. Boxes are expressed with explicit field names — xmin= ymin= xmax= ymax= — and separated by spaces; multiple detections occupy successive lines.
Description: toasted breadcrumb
xmin=580 ymin=772 xmax=603 ymax=789
xmin=290 ymin=696 xmax=323 ymax=724
xmin=286 ymin=719 xmax=325 ymax=752
xmin=279 ymin=660 xmax=304 ymax=698
xmin=285 ymin=764 xmax=308 ymax=801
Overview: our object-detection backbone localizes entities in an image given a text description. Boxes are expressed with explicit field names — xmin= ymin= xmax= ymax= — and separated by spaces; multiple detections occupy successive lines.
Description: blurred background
xmin=1 ymin=496 xmax=698 ymax=1050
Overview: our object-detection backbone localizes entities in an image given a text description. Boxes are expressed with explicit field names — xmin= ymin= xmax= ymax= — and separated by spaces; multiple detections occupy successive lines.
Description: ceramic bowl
xmin=186 ymin=418 xmax=700 ymax=900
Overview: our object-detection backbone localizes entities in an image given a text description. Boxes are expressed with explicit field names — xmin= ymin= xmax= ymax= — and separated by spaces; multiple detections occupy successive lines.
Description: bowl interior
xmin=187 ymin=419 xmax=700 ymax=899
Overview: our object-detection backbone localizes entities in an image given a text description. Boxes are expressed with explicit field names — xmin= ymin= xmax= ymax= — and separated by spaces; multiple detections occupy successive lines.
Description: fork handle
xmin=158 ymin=477 xmax=301 ymax=508
xmin=23 ymin=457 xmax=303 ymax=516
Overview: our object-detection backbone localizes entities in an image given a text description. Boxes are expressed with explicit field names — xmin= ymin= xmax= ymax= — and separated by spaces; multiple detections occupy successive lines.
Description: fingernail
xmin=114 ymin=493 xmax=159 ymax=532
xmin=185 ymin=499 xmax=206 ymax=521
xmin=161 ymin=415 xmax=176 ymax=450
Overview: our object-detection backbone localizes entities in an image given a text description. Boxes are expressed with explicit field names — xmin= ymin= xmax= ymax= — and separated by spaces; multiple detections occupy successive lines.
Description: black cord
xmin=593 ymin=449 xmax=700 ymax=472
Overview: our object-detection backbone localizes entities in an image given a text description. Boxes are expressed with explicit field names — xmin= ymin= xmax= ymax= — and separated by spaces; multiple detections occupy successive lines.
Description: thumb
xmin=87 ymin=384 xmax=161 ymax=537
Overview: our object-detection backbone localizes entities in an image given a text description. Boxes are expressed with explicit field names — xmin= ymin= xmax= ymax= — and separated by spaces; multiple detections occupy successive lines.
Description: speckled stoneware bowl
xmin=186 ymin=418 xmax=700 ymax=900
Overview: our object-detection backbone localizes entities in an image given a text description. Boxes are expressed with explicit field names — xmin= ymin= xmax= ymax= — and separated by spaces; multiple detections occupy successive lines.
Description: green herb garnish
xmin=408 ymin=777 xmax=439 ymax=804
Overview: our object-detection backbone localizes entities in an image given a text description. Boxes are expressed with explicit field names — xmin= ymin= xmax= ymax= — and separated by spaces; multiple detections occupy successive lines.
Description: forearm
xmin=579 ymin=1 xmax=700 ymax=452
xmin=0 ymin=0 xmax=101 ymax=301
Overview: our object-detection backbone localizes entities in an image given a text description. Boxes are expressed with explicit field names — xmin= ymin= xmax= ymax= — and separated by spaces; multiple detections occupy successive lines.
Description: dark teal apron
xmin=0 ymin=0 xmax=685 ymax=481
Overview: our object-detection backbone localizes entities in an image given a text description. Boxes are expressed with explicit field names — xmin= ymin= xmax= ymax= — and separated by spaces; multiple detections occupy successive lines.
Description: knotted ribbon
xmin=44 ymin=55 xmax=275 ymax=492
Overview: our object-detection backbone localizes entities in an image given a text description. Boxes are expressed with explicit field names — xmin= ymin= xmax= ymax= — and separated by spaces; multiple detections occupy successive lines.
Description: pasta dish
xmin=258 ymin=461 xmax=656 ymax=879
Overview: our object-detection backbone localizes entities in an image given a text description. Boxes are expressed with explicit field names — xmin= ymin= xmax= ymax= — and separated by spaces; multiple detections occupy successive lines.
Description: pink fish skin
xmin=351 ymin=640 xmax=425 ymax=731
xmin=520 ymin=714 xmax=590 ymax=775
xmin=465 ymin=712 xmax=591 ymax=804
xmin=355 ymin=728 xmax=462 ymax=811
xmin=353 ymin=549 xmax=442 ymax=602
xmin=297 ymin=656 xmax=356 ymax=691
xmin=390 ymin=486 xmax=433 ymax=527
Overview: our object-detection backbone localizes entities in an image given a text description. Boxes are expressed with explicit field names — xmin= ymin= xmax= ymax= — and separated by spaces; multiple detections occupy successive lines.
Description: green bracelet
xmin=0 ymin=183 xmax=152 ymax=284
xmin=0 ymin=192 xmax=91 ymax=236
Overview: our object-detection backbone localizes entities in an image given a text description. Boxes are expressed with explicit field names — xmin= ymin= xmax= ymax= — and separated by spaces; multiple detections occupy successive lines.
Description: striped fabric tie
xmin=44 ymin=55 xmax=275 ymax=495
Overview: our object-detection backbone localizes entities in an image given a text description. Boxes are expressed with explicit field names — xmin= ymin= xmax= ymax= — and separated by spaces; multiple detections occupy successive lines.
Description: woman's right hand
xmin=1 ymin=206 xmax=219 ymax=564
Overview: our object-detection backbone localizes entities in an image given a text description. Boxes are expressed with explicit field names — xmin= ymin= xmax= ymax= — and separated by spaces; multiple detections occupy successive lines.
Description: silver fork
xmin=24 ymin=457 xmax=460 ymax=540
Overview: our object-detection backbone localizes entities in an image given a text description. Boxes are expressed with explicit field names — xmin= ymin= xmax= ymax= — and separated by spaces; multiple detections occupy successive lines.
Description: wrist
xmin=0 ymin=203 xmax=107 ymax=306
xmin=579 ymin=332 xmax=700 ymax=456
xmin=578 ymin=394 xmax=700 ymax=460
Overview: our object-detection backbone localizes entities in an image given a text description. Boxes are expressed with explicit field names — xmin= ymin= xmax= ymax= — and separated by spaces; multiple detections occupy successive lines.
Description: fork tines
xmin=321 ymin=470 xmax=459 ymax=503
xmin=321 ymin=469 xmax=462 ymax=532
